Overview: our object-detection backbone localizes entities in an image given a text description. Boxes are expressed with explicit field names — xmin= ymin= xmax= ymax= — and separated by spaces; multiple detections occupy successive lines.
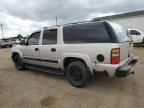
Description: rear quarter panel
xmin=58 ymin=43 xmax=119 ymax=67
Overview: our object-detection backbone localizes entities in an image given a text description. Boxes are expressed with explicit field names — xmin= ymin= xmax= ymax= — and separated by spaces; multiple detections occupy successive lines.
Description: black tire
xmin=66 ymin=61 xmax=91 ymax=87
xmin=9 ymin=45 xmax=12 ymax=48
xmin=14 ymin=55 xmax=25 ymax=70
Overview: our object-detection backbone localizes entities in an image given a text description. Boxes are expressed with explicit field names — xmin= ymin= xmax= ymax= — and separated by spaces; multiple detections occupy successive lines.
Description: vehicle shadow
xmin=86 ymin=72 xmax=133 ymax=90
xmin=25 ymin=68 xmax=65 ymax=80
xmin=25 ymin=69 xmax=131 ymax=90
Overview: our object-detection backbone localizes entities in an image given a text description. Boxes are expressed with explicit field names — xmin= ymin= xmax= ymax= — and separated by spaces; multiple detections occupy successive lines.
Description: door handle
xmin=35 ymin=48 xmax=39 ymax=51
xmin=51 ymin=48 xmax=56 ymax=52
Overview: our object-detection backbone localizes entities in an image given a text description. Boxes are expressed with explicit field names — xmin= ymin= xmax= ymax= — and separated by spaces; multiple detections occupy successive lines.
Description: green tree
xmin=17 ymin=34 xmax=23 ymax=41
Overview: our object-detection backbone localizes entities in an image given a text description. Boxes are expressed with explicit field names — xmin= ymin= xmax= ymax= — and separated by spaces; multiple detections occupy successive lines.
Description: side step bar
xmin=25 ymin=64 xmax=64 ymax=75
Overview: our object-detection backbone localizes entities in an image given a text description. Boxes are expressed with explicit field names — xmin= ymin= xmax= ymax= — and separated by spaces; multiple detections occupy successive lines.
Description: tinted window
xmin=130 ymin=30 xmax=141 ymax=35
xmin=63 ymin=22 xmax=111 ymax=43
xmin=28 ymin=32 xmax=40 ymax=45
xmin=42 ymin=29 xmax=57 ymax=45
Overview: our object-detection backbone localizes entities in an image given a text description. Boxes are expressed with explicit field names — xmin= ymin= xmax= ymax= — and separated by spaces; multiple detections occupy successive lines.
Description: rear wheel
xmin=66 ymin=61 xmax=91 ymax=87
xmin=14 ymin=55 xmax=25 ymax=70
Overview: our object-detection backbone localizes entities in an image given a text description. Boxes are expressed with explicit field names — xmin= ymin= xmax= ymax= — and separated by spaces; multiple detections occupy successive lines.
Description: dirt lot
xmin=0 ymin=46 xmax=144 ymax=108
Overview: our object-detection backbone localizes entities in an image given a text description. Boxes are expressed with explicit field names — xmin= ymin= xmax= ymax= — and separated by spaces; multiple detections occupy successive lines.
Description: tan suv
xmin=12 ymin=20 xmax=138 ymax=87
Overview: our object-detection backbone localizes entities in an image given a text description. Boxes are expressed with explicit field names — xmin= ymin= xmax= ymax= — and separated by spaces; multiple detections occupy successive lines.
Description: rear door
xmin=21 ymin=32 xmax=41 ymax=65
xmin=39 ymin=28 xmax=59 ymax=68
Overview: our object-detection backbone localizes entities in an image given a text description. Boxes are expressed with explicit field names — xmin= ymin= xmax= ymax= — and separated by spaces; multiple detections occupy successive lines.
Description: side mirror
xmin=20 ymin=40 xmax=26 ymax=45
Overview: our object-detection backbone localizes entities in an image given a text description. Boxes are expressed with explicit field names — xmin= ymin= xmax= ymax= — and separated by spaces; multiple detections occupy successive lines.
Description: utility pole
xmin=0 ymin=24 xmax=4 ymax=39
xmin=56 ymin=17 xmax=58 ymax=26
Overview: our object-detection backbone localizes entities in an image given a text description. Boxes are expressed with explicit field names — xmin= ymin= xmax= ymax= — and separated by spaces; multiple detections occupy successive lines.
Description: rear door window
xmin=63 ymin=22 xmax=111 ymax=43
xmin=42 ymin=29 xmax=57 ymax=45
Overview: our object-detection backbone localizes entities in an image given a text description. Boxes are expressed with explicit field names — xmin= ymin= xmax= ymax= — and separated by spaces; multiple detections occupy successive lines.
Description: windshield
xmin=108 ymin=22 xmax=129 ymax=42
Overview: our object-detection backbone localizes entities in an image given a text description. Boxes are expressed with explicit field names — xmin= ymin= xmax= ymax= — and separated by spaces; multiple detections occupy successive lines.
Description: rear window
xmin=108 ymin=22 xmax=129 ymax=42
xmin=63 ymin=22 xmax=111 ymax=43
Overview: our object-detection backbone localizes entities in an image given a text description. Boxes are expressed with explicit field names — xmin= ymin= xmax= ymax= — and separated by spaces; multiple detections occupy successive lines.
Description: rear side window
xmin=130 ymin=30 xmax=141 ymax=35
xmin=42 ymin=29 xmax=57 ymax=45
xmin=63 ymin=22 xmax=111 ymax=43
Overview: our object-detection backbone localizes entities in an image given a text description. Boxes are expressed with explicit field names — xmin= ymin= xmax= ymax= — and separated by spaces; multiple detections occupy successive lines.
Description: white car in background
xmin=128 ymin=28 xmax=144 ymax=44
xmin=15 ymin=39 xmax=20 ymax=44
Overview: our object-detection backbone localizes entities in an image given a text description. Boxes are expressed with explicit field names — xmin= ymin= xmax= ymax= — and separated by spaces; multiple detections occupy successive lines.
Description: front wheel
xmin=66 ymin=61 xmax=91 ymax=87
xmin=14 ymin=55 xmax=25 ymax=70
xmin=9 ymin=45 xmax=12 ymax=48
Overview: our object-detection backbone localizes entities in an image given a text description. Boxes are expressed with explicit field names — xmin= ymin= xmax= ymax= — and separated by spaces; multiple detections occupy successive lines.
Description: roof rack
xmin=43 ymin=20 xmax=102 ymax=29
xmin=92 ymin=19 xmax=102 ymax=21
xmin=62 ymin=20 xmax=92 ymax=26
xmin=43 ymin=25 xmax=60 ymax=29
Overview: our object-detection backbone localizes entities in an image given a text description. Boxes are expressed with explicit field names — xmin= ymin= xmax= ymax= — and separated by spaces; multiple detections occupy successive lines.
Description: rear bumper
xmin=115 ymin=56 xmax=138 ymax=77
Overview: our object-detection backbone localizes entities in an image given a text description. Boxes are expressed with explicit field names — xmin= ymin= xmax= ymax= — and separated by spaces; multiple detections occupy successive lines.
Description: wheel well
xmin=63 ymin=57 xmax=86 ymax=70
xmin=12 ymin=53 xmax=19 ymax=61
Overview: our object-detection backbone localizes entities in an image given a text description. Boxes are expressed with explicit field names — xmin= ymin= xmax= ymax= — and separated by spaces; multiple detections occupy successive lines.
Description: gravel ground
xmin=0 ymin=46 xmax=144 ymax=108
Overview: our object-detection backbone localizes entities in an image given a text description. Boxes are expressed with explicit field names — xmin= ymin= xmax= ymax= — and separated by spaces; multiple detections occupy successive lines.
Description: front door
xmin=39 ymin=29 xmax=59 ymax=68
xmin=22 ymin=32 xmax=41 ymax=65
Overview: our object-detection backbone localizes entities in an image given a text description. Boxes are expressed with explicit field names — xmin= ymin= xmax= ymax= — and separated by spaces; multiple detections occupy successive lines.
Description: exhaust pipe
xmin=131 ymin=71 xmax=135 ymax=74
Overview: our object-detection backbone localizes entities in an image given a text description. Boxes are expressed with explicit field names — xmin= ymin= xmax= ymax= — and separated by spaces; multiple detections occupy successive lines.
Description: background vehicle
xmin=128 ymin=28 xmax=144 ymax=44
xmin=11 ymin=21 xmax=138 ymax=87
xmin=15 ymin=39 xmax=20 ymax=44
xmin=0 ymin=39 xmax=12 ymax=48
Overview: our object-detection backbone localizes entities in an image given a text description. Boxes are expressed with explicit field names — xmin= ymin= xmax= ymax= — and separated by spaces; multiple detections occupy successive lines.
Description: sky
xmin=0 ymin=0 xmax=144 ymax=38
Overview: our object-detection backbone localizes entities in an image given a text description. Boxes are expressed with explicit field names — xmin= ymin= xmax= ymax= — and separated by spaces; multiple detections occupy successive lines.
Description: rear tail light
xmin=111 ymin=48 xmax=120 ymax=64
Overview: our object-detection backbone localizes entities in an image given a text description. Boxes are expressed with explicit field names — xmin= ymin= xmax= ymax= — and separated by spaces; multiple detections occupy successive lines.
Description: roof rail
xmin=43 ymin=25 xmax=60 ymax=29
xmin=92 ymin=19 xmax=102 ymax=21
xmin=62 ymin=20 xmax=93 ymax=26
xmin=43 ymin=20 xmax=102 ymax=29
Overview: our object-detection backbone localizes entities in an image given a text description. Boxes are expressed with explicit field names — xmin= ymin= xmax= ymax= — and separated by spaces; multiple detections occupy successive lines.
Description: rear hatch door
xmin=119 ymin=42 xmax=133 ymax=61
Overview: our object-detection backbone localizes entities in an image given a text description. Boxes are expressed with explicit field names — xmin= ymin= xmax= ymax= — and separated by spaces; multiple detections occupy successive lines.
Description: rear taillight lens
xmin=111 ymin=48 xmax=120 ymax=64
